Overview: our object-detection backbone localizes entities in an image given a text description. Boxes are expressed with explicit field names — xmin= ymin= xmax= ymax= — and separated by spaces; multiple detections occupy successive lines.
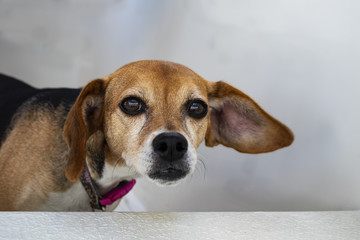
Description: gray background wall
xmin=1 ymin=0 xmax=359 ymax=211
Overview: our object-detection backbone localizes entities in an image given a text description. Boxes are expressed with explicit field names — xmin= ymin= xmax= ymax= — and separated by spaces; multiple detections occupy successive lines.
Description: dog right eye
xmin=120 ymin=97 xmax=146 ymax=116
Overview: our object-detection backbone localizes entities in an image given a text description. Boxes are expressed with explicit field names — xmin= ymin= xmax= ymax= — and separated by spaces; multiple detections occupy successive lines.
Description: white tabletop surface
xmin=0 ymin=211 xmax=359 ymax=240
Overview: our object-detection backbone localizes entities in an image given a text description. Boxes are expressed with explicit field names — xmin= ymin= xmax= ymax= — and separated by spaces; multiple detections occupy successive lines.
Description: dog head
xmin=63 ymin=60 xmax=294 ymax=185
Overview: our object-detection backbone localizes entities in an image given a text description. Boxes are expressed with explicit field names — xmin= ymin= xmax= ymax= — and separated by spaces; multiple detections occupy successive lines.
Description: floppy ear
xmin=63 ymin=79 xmax=106 ymax=182
xmin=205 ymin=81 xmax=294 ymax=153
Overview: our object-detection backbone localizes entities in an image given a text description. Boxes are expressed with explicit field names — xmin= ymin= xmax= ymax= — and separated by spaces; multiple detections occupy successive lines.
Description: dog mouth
xmin=148 ymin=167 xmax=188 ymax=182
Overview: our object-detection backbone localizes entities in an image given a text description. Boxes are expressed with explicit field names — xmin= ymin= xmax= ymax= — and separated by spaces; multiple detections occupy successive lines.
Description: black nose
xmin=152 ymin=132 xmax=188 ymax=162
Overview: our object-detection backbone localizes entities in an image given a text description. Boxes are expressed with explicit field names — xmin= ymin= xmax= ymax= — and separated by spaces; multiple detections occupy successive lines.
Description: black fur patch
xmin=0 ymin=73 xmax=81 ymax=144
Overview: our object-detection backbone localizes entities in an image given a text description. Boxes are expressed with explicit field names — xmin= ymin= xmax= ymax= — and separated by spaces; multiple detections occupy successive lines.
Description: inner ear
xmin=209 ymin=100 xmax=263 ymax=144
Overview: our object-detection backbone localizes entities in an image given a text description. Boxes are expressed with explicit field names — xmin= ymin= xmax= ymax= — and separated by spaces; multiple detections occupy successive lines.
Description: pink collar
xmin=99 ymin=179 xmax=136 ymax=206
xmin=80 ymin=164 xmax=136 ymax=211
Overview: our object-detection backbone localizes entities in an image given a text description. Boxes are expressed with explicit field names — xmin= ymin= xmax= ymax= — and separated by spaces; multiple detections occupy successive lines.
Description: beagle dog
xmin=0 ymin=60 xmax=294 ymax=211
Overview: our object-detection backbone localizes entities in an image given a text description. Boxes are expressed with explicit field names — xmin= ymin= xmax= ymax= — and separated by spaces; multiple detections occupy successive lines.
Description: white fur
xmin=39 ymin=182 xmax=92 ymax=211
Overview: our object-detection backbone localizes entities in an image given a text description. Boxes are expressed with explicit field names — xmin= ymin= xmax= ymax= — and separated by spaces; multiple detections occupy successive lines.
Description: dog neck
xmin=82 ymin=152 xmax=139 ymax=211
xmin=80 ymin=162 xmax=136 ymax=211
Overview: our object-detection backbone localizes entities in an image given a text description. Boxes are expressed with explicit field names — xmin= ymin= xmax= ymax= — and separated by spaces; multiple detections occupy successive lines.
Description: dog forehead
xmin=114 ymin=60 xmax=199 ymax=76
xmin=105 ymin=60 xmax=209 ymax=103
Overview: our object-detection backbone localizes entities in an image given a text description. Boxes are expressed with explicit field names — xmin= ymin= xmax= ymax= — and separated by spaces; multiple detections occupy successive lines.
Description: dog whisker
xmin=128 ymin=166 xmax=136 ymax=175
xmin=189 ymin=155 xmax=207 ymax=183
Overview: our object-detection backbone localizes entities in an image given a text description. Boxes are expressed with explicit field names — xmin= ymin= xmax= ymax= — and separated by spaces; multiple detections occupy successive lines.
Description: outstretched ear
xmin=63 ymin=79 xmax=106 ymax=182
xmin=205 ymin=81 xmax=294 ymax=153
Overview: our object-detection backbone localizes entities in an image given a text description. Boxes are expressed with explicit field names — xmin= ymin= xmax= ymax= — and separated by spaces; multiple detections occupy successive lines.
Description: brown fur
xmin=0 ymin=104 xmax=70 ymax=210
xmin=0 ymin=60 xmax=294 ymax=211
xmin=63 ymin=79 xmax=106 ymax=182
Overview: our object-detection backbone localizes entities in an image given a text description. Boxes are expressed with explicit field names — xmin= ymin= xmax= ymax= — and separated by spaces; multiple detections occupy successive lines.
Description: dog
xmin=0 ymin=60 xmax=294 ymax=211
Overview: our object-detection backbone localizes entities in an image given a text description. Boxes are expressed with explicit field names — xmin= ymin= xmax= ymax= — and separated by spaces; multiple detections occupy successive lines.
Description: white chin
xmin=146 ymin=175 xmax=187 ymax=187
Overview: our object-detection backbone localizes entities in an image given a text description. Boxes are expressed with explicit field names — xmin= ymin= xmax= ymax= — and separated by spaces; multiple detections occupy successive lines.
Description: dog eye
xmin=120 ymin=97 xmax=146 ymax=116
xmin=186 ymin=100 xmax=208 ymax=119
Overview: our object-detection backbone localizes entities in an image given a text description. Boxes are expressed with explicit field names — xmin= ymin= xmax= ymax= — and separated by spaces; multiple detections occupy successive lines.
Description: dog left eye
xmin=120 ymin=97 xmax=146 ymax=116
xmin=186 ymin=100 xmax=208 ymax=119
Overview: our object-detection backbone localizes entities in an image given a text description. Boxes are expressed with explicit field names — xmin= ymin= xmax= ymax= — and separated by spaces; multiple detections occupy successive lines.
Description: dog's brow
xmin=188 ymin=91 xmax=206 ymax=101
xmin=122 ymin=88 xmax=146 ymax=98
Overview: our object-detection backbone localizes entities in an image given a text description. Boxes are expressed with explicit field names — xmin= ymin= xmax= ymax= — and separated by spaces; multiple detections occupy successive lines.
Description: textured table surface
xmin=0 ymin=211 xmax=359 ymax=240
